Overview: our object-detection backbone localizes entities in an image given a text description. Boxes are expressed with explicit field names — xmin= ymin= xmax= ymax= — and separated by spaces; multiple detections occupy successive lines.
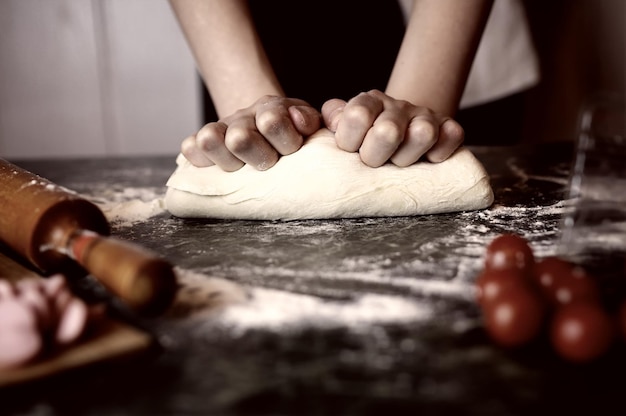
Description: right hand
xmin=181 ymin=95 xmax=321 ymax=171
xmin=322 ymin=90 xmax=465 ymax=167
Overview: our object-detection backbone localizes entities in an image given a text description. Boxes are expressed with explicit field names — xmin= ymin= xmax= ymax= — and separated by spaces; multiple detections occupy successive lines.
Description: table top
xmin=3 ymin=143 xmax=626 ymax=415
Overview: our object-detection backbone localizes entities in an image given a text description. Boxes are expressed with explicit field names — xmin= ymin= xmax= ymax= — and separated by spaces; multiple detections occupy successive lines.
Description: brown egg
xmin=550 ymin=301 xmax=614 ymax=363
xmin=534 ymin=257 xmax=600 ymax=306
xmin=484 ymin=234 xmax=535 ymax=273
xmin=482 ymin=284 xmax=546 ymax=348
xmin=475 ymin=268 xmax=531 ymax=307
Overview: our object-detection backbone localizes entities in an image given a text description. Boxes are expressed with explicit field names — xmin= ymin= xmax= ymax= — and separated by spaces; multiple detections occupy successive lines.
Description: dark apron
xmin=202 ymin=0 xmax=405 ymax=120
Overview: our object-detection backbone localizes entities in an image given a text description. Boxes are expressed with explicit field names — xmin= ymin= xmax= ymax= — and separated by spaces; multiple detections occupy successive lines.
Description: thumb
xmin=288 ymin=105 xmax=322 ymax=136
xmin=321 ymin=99 xmax=346 ymax=132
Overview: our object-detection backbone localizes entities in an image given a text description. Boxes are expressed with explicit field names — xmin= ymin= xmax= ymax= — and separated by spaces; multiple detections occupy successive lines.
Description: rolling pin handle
xmin=67 ymin=230 xmax=177 ymax=317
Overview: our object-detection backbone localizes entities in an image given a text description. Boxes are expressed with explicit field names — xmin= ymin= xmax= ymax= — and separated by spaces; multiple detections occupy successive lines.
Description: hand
xmin=322 ymin=90 xmax=464 ymax=167
xmin=181 ymin=95 xmax=321 ymax=171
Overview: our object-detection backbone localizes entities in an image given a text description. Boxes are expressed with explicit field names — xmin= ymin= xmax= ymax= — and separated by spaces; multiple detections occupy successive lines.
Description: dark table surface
xmin=3 ymin=143 xmax=626 ymax=416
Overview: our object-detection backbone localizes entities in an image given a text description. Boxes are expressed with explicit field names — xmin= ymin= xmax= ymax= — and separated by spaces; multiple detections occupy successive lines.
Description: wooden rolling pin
xmin=0 ymin=158 xmax=177 ymax=316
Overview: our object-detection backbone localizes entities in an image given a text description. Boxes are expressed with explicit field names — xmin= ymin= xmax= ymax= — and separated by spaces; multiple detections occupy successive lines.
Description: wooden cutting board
xmin=0 ymin=249 xmax=154 ymax=388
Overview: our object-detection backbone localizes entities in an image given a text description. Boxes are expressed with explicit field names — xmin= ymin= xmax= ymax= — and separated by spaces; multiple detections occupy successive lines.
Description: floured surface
xmin=21 ymin=151 xmax=569 ymax=340
xmin=156 ymin=200 xmax=566 ymax=337
xmin=63 ymin=155 xmax=569 ymax=337
xmin=165 ymin=128 xmax=494 ymax=220
xmin=11 ymin=146 xmax=617 ymax=416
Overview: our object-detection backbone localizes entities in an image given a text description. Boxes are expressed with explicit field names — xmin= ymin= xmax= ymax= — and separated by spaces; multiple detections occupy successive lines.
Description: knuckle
xmin=224 ymin=127 xmax=254 ymax=153
xmin=181 ymin=135 xmax=210 ymax=167
xmin=180 ymin=135 xmax=197 ymax=154
xmin=444 ymin=120 xmax=465 ymax=144
xmin=256 ymin=110 xmax=289 ymax=135
xmin=372 ymin=121 xmax=404 ymax=147
xmin=196 ymin=125 xmax=224 ymax=152
xmin=409 ymin=120 xmax=438 ymax=145
xmin=351 ymin=91 xmax=378 ymax=106
xmin=343 ymin=104 xmax=375 ymax=123
xmin=354 ymin=91 xmax=371 ymax=100
xmin=366 ymin=89 xmax=384 ymax=97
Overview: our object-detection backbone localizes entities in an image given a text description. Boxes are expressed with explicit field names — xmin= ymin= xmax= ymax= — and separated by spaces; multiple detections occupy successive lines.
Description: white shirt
xmin=398 ymin=0 xmax=540 ymax=108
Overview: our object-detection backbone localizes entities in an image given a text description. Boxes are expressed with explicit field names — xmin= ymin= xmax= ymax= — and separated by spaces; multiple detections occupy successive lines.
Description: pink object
xmin=56 ymin=298 xmax=88 ymax=345
xmin=0 ymin=276 xmax=104 ymax=369
xmin=0 ymin=297 xmax=38 ymax=331
xmin=17 ymin=283 xmax=53 ymax=332
xmin=0 ymin=280 xmax=15 ymax=299
xmin=0 ymin=299 xmax=42 ymax=369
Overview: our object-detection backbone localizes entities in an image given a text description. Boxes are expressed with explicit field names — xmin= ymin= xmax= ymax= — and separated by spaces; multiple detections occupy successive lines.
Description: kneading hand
xmin=322 ymin=90 xmax=464 ymax=167
xmin=181 ymin=95 xmax=321 ymax=171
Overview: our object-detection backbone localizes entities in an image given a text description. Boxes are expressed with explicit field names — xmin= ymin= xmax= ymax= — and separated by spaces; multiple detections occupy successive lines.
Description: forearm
xmin=168 ymin=0 xmax=283 ymax=118
xmin=386 ymin=0 xmax=493 ymax=116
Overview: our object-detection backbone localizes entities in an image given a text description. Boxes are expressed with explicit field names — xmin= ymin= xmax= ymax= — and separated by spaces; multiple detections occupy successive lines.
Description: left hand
xmin=322 ymin=89 xmax=464 ymax=167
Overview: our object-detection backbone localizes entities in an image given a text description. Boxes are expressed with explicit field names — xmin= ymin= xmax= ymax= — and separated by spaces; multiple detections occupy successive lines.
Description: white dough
xmin=165 ymin=128 xmax=494 ymax=220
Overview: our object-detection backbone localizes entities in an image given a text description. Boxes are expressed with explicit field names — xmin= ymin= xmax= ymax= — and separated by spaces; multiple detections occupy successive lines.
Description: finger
xmin=321 ymin=99 xmax=346 ymax=132
xmin=181 ymin=135 xmax=214 ymax=168
xmin=335 ymin=92 xmax=384 ymax=152
xmin=255 ymin=102 xmax=304 ymax=156
xmin=288 ymin=105 xmax=322 ymax=137
xmin=389 ymin=113 xmax=440 ymax=167
xmin=195 ymin=122 xmax=245 ymax=171
xmin=359 ymin=112 xmax=408 ymax=167
xmin=425 ymin=118 xmax=465 ymax=163
xmin=225 ymin=119 xmax=279 ymax=171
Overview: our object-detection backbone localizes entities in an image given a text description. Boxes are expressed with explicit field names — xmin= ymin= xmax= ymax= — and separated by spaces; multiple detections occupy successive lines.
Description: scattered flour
xmin=100 ymin=198 xmax=166 ymax=226
xmin=87 ymin=187 xmax=167 ymax=226
xmin=219 ymin=288 xmax=433 ymax=334
xmin=208 ymin=264 xmax=477 ymax=301
xmin=171 ymin=267 xmax=433 ymax=334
